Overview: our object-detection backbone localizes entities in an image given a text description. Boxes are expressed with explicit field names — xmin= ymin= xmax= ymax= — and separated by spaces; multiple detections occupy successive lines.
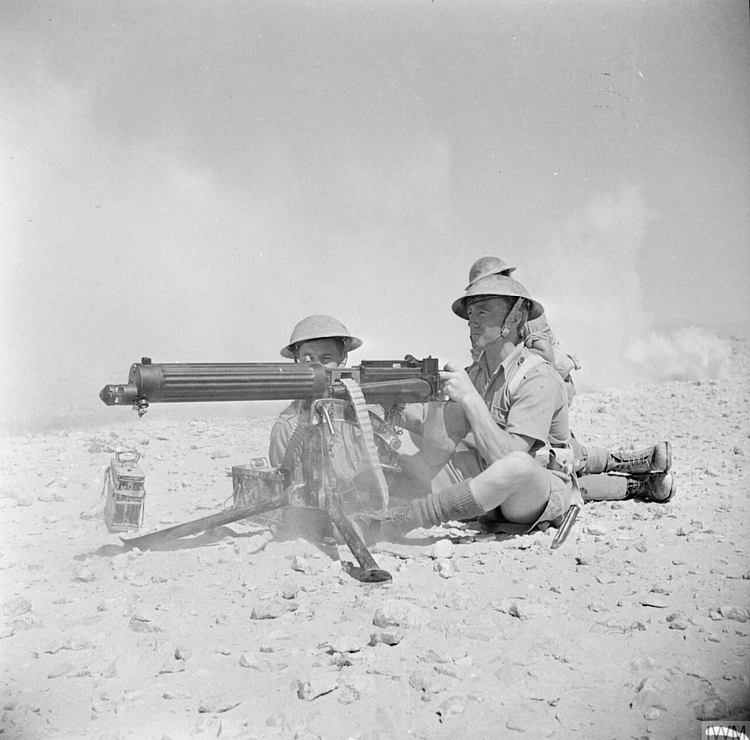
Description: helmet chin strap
xmin=471 ymin=327 xmax=505 ymax=353
xmin=470 ymin=297 xmax=526 ymax=356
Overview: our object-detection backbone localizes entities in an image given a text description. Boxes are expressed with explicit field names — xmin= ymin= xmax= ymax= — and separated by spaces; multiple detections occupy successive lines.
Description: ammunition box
xmin=231 ymin=458 xmax=284 ymax=513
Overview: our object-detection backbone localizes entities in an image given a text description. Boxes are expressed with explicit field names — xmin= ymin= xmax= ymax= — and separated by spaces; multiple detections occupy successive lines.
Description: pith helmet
xmin=466 ymin=256 xmax=516 ymax=289
xmin=451 ymin=274 xmax=545 ymax=321
xmin=280 ymin=315 xmax=363 ymax=359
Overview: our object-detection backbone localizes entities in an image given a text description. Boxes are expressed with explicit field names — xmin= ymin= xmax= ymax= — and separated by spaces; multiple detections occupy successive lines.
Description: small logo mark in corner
xmin=701 ymin=721 xmax=750 ymax=740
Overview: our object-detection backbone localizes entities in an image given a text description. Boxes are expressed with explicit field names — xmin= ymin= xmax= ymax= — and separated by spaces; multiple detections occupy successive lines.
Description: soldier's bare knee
xmin=485 ymin=450 xmax=536 ymax=486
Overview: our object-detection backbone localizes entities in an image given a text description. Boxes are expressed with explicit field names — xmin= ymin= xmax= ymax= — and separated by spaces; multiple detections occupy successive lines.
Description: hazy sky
xmin=2 ymin=1 xmax=748 ymax=430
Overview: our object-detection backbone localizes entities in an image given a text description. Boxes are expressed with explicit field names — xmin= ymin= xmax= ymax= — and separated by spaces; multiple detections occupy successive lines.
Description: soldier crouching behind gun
xmin=268 ymin=314 xmax=363 ymax=469
xmin=267 ymin=315 xmax=410 ymax=538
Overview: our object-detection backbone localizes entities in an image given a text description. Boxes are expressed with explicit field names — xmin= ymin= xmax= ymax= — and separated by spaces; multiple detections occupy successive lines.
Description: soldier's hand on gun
xmin=439 ymin=362 xmax=480 ymax=406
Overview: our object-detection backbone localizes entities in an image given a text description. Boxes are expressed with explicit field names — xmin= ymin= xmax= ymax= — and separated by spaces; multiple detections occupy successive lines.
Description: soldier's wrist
xmin=461 ymin=393 xmax=486 ymax=416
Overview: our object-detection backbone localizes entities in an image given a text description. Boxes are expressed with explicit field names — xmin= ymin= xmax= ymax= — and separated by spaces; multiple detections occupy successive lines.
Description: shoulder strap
xmin=504 ymin=351 xmax=547 ymax=398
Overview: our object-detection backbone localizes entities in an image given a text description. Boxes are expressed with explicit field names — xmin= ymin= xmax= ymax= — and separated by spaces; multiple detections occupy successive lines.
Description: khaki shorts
xmin=474 ymin=467 xmax=575 ymax=536
xmin=436 ymin=444 xmax=576 ymax=533
xmin=531 ymin=468 xmax=574 ymax=531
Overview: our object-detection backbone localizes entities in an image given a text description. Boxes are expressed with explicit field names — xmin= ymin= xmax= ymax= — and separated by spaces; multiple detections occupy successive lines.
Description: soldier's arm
xmin=453 ymin=393 xmax=535 ymax=462
xmin=440 ymin=363 xmax=535 ymax=464
xmin=399 ymin=403 xmax=428 ymax=434
xmin=397 ymin=401 xmax=467 ymax=481
xmin=268 ymin=416 xmax=295 ymax=468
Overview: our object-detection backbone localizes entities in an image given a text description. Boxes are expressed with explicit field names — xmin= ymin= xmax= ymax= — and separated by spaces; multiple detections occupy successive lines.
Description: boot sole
xmin=651 ymin=441 xmax=672 ymax=473
xmin=646 ymin=472 xmax=677 ymax=503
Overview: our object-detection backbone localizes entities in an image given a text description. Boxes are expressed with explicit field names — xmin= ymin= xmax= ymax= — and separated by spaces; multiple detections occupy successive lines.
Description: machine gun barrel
xmin=100 ymin=361 xmax=330 ymax=409
xmin=99 ymin=357 xmax=440 ymax=413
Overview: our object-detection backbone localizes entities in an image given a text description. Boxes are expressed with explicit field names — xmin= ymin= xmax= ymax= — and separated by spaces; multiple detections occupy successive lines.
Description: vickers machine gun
xmin=100 ymin=356 xmax=441 ymax=582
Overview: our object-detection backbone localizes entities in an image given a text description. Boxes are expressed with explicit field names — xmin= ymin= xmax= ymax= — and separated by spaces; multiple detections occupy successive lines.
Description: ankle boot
xmin=626 ymin=471 xmax=676 ymax=503
xmin=605 ymin=441 xmax=672 ymax=475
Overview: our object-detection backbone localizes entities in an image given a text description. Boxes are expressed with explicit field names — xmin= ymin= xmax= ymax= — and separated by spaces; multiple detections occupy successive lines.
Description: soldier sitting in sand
xmin=356 ymin=267 xmax=676 ymax=543
xmin=414 ymin=256 xmax=676 ymax=506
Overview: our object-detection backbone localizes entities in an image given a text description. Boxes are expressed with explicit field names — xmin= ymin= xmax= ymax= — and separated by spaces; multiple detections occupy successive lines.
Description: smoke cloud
xmin=625 ymin=327 xmax=732 ymax=382
xmin=516 ymin=187 xmax=733 ymax=392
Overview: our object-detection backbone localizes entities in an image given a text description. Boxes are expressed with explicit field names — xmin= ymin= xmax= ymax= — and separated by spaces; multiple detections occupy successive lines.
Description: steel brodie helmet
xmin=280 ymin=315 xmax=363 ymax=359
xmin=451 ymin=274 xmax=544 ymax=321
xmin=466 ymin=256 xmax=516 ymax=289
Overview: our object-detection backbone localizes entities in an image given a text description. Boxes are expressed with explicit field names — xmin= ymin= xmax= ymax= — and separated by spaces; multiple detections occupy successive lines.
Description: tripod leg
xmin=121 ymin=491 xmax=288 ymax=550
xmin=326 ymin=501 xmax=392 ymax=583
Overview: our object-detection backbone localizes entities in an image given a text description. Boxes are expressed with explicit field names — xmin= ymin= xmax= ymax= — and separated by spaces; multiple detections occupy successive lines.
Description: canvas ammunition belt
xmin=340 ymin=378 xmax=390 ymax=511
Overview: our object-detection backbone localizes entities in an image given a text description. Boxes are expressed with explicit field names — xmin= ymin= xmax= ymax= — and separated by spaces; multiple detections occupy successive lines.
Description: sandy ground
xmin=1 ymin=338 xmax=749 ymax=740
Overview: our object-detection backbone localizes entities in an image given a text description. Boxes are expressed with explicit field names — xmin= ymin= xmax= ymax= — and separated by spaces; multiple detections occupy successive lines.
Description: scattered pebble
xmin=373 ymin=600 xmax=428 ymax=629
xmin=239 ymin=652 xmax=261 ymax=669
xmin=324 ymin=633 xmax=363 ymax=654
xmin=251 ymin=601 xmax=297 ymax=620
xmin=435 ymin=558 xmax=456 ymax=579
xmin=129 ymin=611 xmax=162 ymax=633
xmin=1 ymin=597 xmax=31 ymax=617
xmin=640 ymin=594 xmax=669 ymax=609
xmin=295 ymin=672 xmax=338 ymax=701
xmin=718 ymin=606 xmax=748 ymax=623
xmin=431 ymin=539 xmax=455 ymax=559
xmin=281 ymin=580 xmax=299 ymax=600
xmin=369 ymin=630 xmax=404 ymax=646
xmin=197 ymin=696 xmax=242 ymax=713
xmin=585 ymin=524 xmax=608 ymax=536
xmin=47 ymin=662 xmax=74 ymax=679
xmin=72 ymin=565 xmax=95 ymax=582
xmin=291 ymin=556 xmax=315 ymax=574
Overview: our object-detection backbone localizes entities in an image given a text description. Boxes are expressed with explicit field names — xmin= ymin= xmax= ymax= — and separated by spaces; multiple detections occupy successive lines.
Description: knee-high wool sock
xmin=410 ymin=479 xmax=485 ymax=526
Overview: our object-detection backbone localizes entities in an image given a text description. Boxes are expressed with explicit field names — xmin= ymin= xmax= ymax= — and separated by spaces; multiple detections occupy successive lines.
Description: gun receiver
xmin=100 ymin=356 xmax=441 ymax=415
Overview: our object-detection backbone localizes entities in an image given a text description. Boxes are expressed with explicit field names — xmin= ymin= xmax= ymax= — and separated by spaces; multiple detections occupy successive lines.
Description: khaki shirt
xmin=267 ymin=399 xmax=384 ymax=513
xmin=455 ymin=344 xmax=575 ymax=530
xmin=268 ymin=400 xmax=303 ymax=468
xmin=442 ymin=343 xmax=571 ymax=463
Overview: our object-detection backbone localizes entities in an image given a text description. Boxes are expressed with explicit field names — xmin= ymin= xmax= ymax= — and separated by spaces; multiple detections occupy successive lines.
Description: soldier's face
xmin=296 ymin=339 xmax=346 ymax=368
xmin=467 ymin=297 xmax=509 ymax=350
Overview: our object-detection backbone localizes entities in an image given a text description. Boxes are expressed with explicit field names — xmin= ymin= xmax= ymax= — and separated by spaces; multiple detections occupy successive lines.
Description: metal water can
xmin=103 ymin=450 xmax=146 ymax=532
